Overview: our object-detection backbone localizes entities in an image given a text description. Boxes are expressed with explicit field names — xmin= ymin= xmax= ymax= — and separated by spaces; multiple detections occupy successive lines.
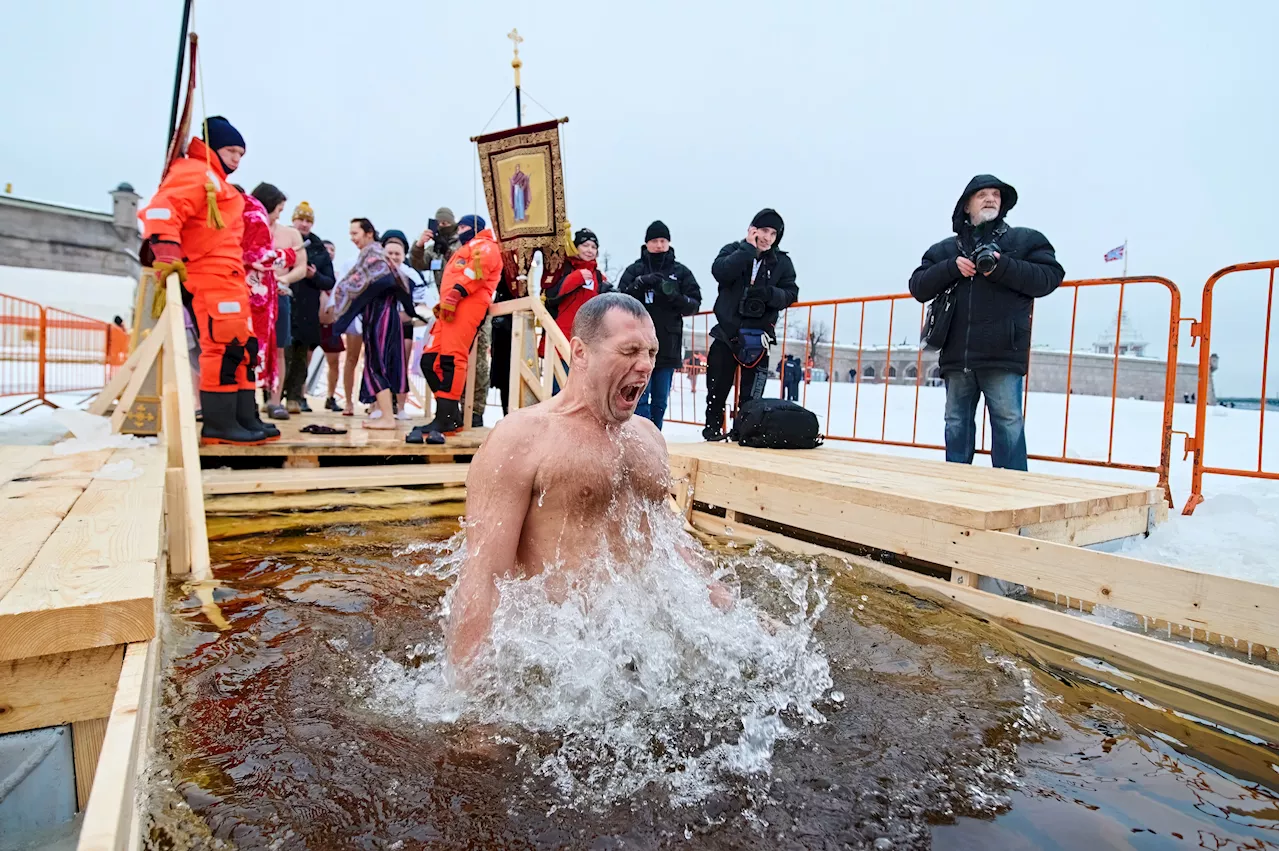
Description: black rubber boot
xmin=408 ymin=399 xmax=463 ymax=445
xmin=425 ymin=399 xmax=463 ymax=445
xmin=201 ymin=390 xmax=267 ymax=446
xmin=236 ymin=389 xmax=280 ymax=441
xmin=471 ymin=412 xmax=484 ymax=428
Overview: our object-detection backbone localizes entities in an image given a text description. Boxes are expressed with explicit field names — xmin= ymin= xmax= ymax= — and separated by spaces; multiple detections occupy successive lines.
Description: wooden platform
xmin=0 ymin=443 xmax=165 ymax=815
xmin=197 ymin=407 xmax=489 ymax=466
xmin=670 ymin=442 xmax=1167 ymax=541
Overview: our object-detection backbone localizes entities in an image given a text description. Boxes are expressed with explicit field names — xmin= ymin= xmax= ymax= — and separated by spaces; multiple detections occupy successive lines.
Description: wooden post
xmin=462 ymin=337 xmax=478 ymax=430
xmin=160 ymin=275 xmax=211 ymax=581
xmin=72 ymin=717 xmax=109 ymax=811
xmin=509 ymin=308 xmax=541 ymax=411
xmin=109 ymin=322 xmax=168 ymax=433
xmin=120 ymin=269 xmax=164 ymax=435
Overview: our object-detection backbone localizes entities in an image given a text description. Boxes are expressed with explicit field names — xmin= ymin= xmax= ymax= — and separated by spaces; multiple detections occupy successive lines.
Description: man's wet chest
xmin=532 ymin=434 xmax=668 ymax=512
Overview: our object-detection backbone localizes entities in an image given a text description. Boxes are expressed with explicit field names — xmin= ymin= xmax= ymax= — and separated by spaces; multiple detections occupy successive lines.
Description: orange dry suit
xmin=140 ymin=137 xmax=255 ymax=393
xmin=420 ymin=228 xmax=502 ymax=401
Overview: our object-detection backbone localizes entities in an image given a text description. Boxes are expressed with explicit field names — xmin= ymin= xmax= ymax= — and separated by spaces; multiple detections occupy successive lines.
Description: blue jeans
xmin=636 ymin=367 xmax=675 ymax=429
xmin=943 ymin=370 xmax=1028 ymax=471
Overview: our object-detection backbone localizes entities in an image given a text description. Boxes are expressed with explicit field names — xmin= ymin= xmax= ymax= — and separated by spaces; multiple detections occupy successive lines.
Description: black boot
xmin=201 ymin=390 xmax=267 ymax=445
xmin=471 ymin=412 xmax=484 ymax=428
xmin=425 ymin=398 xmax=463 ymax=444
xmin=236 ymin=389 xmax=280 ymax=441
xmin=407 ymin=399 xmax=462 ymax=444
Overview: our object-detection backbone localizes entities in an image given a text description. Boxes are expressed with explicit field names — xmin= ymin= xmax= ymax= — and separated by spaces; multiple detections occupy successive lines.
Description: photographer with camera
xmin=909 ymin=174 xmax=1064 ymax=471
xmin=703 ymin=208 xmax=799 ymax=441
xmin=618 ymin=221 xmax=702 ymax=429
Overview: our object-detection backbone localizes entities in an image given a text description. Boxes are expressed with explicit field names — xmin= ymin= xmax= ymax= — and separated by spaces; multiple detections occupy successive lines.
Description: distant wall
xmin=0 ymin=187 xmax=141 ymax=279
xmin=683 ymin=330 xmax=1207 ymax=404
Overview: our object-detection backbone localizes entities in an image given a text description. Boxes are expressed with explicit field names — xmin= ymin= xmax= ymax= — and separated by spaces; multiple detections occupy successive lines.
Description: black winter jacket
xmin=618 ymin=248 xmax=702 ymax=369
xmin=909 ymin=175 xmax=1064 ymax=376
xmin=709 ymin=240 xmax=798 ymax=345
xmin=292 ymin=232 xmax=336 ymax=347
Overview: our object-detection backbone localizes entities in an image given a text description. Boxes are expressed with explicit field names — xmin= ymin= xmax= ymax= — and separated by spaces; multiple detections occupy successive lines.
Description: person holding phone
xmin=410 ymin=207 xmax=495 ymax=426
xmin=703 ymin=208 xmax=798 ymax=441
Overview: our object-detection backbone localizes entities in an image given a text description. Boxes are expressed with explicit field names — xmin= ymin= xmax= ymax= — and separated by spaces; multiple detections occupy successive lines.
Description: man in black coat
xmin=783 ymin=354 xmax=802 ymax=402
xmin=618 ymin=220 xmax=701 ymax=429
xmin=283 ymin=201 xmax=336 ymax=411
xmin=704 ymin=208 xmax=799 ymax=440
xmin=909 ymin=174 xmax=1064 ymax=470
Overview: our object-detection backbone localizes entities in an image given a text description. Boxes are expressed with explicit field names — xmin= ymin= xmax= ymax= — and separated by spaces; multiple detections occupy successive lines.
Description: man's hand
xmin=151 ymin=241 xmax=187 ymax=283
xmin=746 ymin=226 xmax=766 ymax=254
xmin=981 ymin=252 xmax=1001 ymax=276
xmin=305 ymin=263 xmax=317 ymax=278
xmin=419 ymin=228 xmax=435 ymax=245
xmin=956 ymin=256 xmax=977 ymax=278
xmin=708 ymin=580 xmax=736 ymax=612
xmin=438 ymin=283 xmax=467 ymax=321
xmin=274 ymin=247 xmax=297 ymax=270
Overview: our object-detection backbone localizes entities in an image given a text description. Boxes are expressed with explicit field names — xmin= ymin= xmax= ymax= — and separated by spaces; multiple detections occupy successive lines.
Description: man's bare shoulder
xmin=624 ymin=414 xmax=669 ymax=458
xmin=471 ymin=407 xmax=551 ymax=467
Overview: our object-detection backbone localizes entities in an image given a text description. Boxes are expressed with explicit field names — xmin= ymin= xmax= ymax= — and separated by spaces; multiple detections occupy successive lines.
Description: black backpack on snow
xmin=732 ymin=398 xmax=823 ymax=449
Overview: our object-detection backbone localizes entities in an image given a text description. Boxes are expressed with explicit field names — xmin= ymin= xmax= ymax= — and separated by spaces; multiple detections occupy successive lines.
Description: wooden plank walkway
xmin=0 ymin=445 xmax=165 ymax=663
xmin=197 ymin=408 xmax=488 ymax=462
xmin=671 ymin=442 xmax=1272 ymax=650
xmin=203 ymin=463 xmax=470 ymax=495
xmin=669 ymin=442 xmax=1164 ymax=531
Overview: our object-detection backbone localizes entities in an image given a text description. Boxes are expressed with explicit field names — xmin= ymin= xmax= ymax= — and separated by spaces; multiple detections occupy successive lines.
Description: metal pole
xmin=1122 ymin=238 xmax=1128 ymax=278
xmin=515 ymin=87 xmax=522 ymax=127
xmin=166 ymin=0 xmax=195 ymax=150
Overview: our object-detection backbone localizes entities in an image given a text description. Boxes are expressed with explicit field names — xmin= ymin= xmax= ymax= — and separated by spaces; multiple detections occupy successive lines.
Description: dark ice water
xmin=142 ymin=513 xmax=1278 ymax=850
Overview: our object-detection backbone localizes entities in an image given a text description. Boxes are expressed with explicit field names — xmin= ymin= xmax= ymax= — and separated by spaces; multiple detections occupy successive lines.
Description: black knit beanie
xmin=644 ymin=220 xmax=671 ymax=243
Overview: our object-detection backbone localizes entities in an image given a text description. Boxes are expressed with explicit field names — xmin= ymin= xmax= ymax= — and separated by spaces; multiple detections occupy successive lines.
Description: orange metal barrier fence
xmin=0 ymin=293 xmax=128 ymax=414
xmin=1182 ymin=261 xmax=1279 ymax=515
xmin=667 ymin=277 xmax=1186 ymax=505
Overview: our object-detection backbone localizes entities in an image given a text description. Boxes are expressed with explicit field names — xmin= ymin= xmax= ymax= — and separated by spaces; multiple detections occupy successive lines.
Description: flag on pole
xmin=1103 ymin=244 xmax=1126 ymax=263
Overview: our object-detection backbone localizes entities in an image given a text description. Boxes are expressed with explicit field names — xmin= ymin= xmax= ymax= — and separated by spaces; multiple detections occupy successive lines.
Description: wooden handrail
xmin=161 ymin=272 xmax=211 ymax=580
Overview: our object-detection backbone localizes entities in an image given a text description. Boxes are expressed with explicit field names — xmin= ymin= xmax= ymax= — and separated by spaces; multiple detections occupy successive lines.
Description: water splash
xmin=367 ymin=503 xmax=835 ymax=809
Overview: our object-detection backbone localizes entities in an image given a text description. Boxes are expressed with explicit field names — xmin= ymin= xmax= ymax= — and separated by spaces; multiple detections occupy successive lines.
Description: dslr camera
xmin=972 ymin=242 xmax=1000 ymax=275
xmin=739 ymin=292 xmax=767 ymax=319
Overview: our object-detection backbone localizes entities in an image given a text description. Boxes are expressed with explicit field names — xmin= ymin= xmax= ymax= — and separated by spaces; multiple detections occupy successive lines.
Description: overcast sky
xmin=2 ymin=0 xmax=1276 ymax=395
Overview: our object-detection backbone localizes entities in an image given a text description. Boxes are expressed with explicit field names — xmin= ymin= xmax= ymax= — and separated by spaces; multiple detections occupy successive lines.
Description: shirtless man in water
xmin=448 ymin=293 xmax=730 ymax=664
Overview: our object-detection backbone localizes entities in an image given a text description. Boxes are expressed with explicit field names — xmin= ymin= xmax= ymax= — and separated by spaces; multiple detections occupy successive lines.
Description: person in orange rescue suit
xmin=141 ymin=116 xmax=276 ymax=445
xmin=407 ymin=214 xmax=502 ymax=445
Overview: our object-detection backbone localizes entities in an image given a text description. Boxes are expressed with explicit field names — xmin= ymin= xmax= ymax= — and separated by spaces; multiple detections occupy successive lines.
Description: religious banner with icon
xmin=473 ymin=118 xmax=570 ymax=296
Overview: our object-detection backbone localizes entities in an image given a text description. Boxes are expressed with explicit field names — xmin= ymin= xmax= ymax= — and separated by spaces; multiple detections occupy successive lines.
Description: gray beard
xmin=970 ymin=207 xmax=999 ymax=225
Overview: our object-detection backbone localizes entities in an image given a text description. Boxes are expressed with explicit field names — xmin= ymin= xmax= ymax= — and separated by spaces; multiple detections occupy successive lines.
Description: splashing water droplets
xmin=364 ymin=501 xmax=834 ymax=809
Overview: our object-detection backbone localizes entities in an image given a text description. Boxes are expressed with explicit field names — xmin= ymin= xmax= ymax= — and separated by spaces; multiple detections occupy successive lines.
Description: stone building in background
xmin=0 ymin=183 xmax=141 ymax=278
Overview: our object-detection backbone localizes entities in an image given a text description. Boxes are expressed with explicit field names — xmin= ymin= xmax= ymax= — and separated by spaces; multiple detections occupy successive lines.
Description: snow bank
xmin=48 ymin=408 xmax=154 ymax=456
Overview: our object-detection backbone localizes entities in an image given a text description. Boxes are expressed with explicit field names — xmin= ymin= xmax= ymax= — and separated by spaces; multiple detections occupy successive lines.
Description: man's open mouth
xmin=619 ymin=383 xmax=644 ymax=405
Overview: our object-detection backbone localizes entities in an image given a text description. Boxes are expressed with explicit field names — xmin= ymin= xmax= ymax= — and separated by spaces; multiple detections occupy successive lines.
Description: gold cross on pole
xmin=508 ymin=28 xmax=524 ymax=72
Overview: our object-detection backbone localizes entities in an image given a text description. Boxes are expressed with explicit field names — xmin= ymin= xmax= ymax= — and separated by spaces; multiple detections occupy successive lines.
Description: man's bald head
xmin=572 ymin=292 xmax=649 ymax=346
